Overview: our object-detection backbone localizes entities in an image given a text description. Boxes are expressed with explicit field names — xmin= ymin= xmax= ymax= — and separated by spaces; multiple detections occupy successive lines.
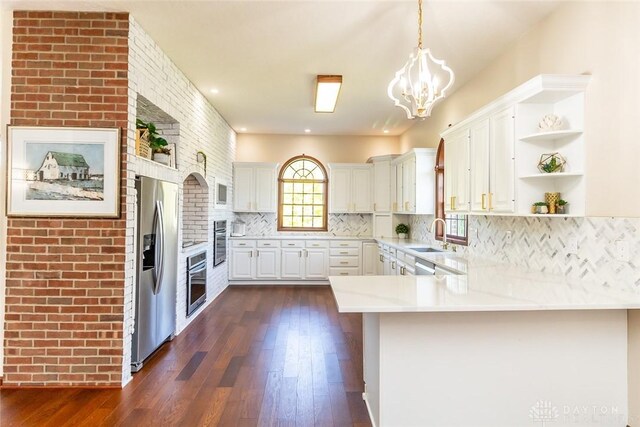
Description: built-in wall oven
xmin=214 ymin=220 xmax=227 ymax=266
xmin=186 ymin=251 xmax=206 ymax=317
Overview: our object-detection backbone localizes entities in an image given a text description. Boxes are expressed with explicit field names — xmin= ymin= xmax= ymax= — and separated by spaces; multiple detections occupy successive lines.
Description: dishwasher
xmin=415 ymin=259 xmax=459 ymax=275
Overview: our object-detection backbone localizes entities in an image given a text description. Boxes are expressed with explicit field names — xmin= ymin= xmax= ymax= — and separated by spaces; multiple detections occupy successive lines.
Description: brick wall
xmin=4 ymin=11 xmax=129 ymax=386
xmin=182 ymin=174 xmax=209 ymax=243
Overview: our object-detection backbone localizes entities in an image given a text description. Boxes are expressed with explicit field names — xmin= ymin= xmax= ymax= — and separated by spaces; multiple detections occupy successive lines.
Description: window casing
xmin=435 ymin=139 xmax=468 ymax=245
xmin=278 ymin=155 xmax=328 ymax=231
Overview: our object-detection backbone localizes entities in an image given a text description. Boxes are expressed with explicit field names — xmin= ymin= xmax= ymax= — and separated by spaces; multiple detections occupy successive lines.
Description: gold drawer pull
xmin=340 ymin=272 xmax=349 ymax=276
xmin=340 ymin=261 xmax=348 ymax=265
xmin=481 ymin=193 xmax=486 ymax=210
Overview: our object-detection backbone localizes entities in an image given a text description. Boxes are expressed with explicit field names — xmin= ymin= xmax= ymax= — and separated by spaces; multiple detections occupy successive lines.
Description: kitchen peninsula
xmin=330 ymin=249 xmax=640 ymax=427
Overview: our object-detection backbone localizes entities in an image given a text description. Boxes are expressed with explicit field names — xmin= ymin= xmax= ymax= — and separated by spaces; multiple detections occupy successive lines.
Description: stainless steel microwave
xmin=216 ymin=183 xmax=227 ymax=205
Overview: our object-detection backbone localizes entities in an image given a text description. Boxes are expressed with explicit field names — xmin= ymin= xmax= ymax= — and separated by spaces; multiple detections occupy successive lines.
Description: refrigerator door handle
xmin=154 ymin=201 xmax=166 ymax=295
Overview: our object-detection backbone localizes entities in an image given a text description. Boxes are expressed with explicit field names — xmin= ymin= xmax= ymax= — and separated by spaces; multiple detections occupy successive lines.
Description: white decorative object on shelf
xmin=538 ymin=114 xmax=563 ymax=131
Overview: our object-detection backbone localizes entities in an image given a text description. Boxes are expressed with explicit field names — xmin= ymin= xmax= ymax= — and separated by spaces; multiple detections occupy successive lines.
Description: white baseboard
xmin=228 ymin=280 xmax=329 ymax=286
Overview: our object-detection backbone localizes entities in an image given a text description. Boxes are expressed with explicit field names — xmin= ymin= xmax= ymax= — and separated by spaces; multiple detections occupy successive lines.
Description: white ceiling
xmin=2 ymin=0 xmax=561 ymax=135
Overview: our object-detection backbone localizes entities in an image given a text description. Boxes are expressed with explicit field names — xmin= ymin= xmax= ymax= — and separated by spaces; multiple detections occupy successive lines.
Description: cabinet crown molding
xmin=441 ymin=74 xmax=591 ymax=138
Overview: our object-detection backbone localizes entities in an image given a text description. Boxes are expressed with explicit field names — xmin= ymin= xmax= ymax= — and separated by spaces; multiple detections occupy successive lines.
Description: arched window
xmin=435 ymin=138 xmax=468 ymax=245
xmin=278 ymin=155 xmax=328 ymax=231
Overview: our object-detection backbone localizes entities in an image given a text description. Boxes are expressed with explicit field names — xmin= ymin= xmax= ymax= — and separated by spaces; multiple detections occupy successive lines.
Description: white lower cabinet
xmin=230 ymin=248 xmax=254 ymax=279
xmin=305 ymin=248 xmax=329 ymax=279
xmin=230 ymin=239 xmax=334 ymax=281
xmin=255 ymin=248 xmax=279 ymax=279
xmin=363 ymin=242 xmax=378 ymax=276
xmin=281 ymin=248 xmax=305 ymax=279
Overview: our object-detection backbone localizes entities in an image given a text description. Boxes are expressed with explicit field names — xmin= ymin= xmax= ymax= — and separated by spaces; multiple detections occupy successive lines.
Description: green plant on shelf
xmin=533 ymin=202 xmax=547 ymax=206
xmin=557 ymin=199 xmax=568 ymax=206
xmin=136 ymin=119 xmax=170 ymax=154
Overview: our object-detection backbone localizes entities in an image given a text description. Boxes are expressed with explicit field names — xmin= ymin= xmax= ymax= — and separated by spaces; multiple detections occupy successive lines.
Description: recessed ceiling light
xmin=383 ymin=129 xmax=390 ymax=134
xmin=304 ymin=129 xmax=311 ymax=133
xmin=315 ymin=75 xmax=342 ymax=113
xmin=210 ymin=88 xmax=219 ymax=94
xmin=239 ymin=127 xmax=247 ymax=132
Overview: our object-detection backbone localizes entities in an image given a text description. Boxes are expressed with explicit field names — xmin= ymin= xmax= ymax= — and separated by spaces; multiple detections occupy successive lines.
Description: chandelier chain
xmin=417 ymin=0 xmax=423 ymax=49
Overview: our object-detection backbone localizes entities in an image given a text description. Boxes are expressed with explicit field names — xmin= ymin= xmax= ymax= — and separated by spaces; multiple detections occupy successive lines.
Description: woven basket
xmin=135 ymin=129 xmax=151 ymax=159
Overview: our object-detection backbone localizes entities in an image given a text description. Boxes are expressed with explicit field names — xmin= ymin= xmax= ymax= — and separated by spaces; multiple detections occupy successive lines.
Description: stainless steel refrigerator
xmin=131 ymin=176 xmax=178 ymax=372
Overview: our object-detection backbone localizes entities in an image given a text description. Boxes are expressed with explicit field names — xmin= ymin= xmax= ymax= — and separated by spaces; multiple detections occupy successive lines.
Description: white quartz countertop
xmin=332 ymin=236 xmax=640 ymax=312
xmin=330 ymin=270 xmax=640 ymax=313
xmin=229 ymin=235 xmax=373 ymax=240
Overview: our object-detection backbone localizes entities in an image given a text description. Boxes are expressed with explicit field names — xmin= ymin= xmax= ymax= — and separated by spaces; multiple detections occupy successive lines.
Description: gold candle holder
xmin=545 ymin=192 xmax=560 ymax=214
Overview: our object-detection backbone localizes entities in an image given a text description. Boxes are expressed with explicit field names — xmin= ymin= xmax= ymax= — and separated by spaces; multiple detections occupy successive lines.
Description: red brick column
xmin=4 ymin=11 xmax=129 ymax=386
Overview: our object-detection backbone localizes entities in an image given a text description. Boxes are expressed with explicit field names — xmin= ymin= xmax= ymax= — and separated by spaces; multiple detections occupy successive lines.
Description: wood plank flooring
xmin=0 ymin=286 xmax=372 ymax=427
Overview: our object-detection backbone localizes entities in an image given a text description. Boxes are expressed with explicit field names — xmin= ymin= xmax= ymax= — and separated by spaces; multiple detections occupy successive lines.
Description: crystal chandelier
xmin=388 ymin=0 xmax=455 ymax=119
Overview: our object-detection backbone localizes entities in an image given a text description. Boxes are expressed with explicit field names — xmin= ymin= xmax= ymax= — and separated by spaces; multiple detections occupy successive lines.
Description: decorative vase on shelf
xmin=545 ymin=192 xmax=560 ymax=214
xmin=398 ymin=233 xmax=407 ymax=239
xmin=539 ymin=205 xmax=549 ymax=214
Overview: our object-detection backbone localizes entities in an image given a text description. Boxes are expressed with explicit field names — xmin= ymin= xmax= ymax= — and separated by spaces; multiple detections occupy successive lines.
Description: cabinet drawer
xmin=231 ymin=240 xmax=255 ymax=248
xmin=305 ymin=240 xmax=329 ymax=248
xmin=330 ymin=240 xmax=361 ymax=248
xmin=257 ymin=240 xmax=280 ymax=248
xmin=329 ymin=267 xmax=360 ymax=277
xmin=330 ymin=248 xmax=359 ymax=257
xmin=330 ymin=256 xmax=359 ymax=267
xmin=396 ymin=251 xmax=405 ymax=262
xmin=388 ymin=247 xmax=397 ymax=257
xmin=404 ymin=254 xmax=416 ymax=265
xmin=281 ymin=240 xmax=304 ymax=248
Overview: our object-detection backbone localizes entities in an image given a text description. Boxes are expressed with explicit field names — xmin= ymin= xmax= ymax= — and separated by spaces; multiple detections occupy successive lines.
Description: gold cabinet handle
xmin=340 ymin=261 xmax=348 ymax=265
xmin=450 ymin=196 xmax=456 ymax=210
xmin=488 ymin=193 xmax=493 ymax=211
xmin=374 ymin=203 xmax=377 ymax=211
xmin=340 ymin=272 xmax=349 ymax=276
xmin=392 ymin=202 xmax=397 ymax=212
xmin=379 ymin=254 xmax=384 ymax=262
xmin=481 ymin=193 xmax=486 ymax=210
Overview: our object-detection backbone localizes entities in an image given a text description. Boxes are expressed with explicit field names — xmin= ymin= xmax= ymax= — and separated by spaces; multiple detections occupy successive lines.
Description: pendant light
xmin=388 ymin=0 xmax=455 ymax=119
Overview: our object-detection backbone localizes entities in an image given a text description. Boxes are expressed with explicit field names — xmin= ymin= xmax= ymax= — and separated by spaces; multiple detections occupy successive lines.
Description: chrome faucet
xmin=429 ymin=218 xmax=449 ymax=251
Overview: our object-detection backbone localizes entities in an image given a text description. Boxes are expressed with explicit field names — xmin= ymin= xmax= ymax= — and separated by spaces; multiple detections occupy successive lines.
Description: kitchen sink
xmin=408 ymin=247 xmax=442 ymax=253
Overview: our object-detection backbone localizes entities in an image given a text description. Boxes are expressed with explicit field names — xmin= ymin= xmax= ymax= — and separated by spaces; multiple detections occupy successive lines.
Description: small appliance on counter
xmin=231 ymin=219 xmax=246 ymax=237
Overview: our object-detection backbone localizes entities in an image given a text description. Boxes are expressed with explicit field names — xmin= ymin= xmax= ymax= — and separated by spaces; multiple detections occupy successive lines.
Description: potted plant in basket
xmin=556 ymin=199 xmax=568 ymax=214
xmin=136 ymin=119 xmax=171 ymax=166
xmin=395 ymin=223 xmax=409 ymax=239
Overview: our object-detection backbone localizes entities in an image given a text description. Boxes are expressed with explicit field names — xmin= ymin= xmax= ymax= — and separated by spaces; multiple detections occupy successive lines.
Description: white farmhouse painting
xmin=7 ymin=126 xmax=120 ymax=217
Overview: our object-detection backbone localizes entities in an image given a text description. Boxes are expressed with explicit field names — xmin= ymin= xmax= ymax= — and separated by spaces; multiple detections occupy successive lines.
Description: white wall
xmin=123 ymin=17 xmax=236 ymax=386
xmin=236 ymin=133 xmax=400 ymax=164
xmin=401 ymin=1 xmax=640 ymax=218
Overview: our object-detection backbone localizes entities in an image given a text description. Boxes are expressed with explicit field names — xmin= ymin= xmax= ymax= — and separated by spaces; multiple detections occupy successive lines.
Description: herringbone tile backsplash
xmin=410 ymin=215 xmax=640 ymax=293
xmin=235 ymin=213 xmax=373 ymax=237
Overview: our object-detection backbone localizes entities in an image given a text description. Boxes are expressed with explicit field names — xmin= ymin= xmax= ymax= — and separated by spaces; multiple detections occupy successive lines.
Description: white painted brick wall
xmin=123 ymin=17 xmax=235 ymax=385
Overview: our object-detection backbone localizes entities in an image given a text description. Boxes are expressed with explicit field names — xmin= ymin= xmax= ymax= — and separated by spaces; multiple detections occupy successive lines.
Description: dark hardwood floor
xmin=0 ymin=286 xmax=371 ymax=427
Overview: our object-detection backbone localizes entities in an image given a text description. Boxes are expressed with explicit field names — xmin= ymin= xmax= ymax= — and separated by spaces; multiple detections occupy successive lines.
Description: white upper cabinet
xmin=329 ymin=164 xmax=372 ymax=213
xmin=233 ymin=166 xmax=254 ymax=212
xmin=392 ymin=149 xmax=436 ymax=214
xmin=469 ymin=108 xmax=515 ymax=214
xmin=469 ymin=119 xmax=490 ymax=213
xmin=444 ymin=129 xmax=470 ymax=213
xmin=233 ymin=162 xmax=278 ymax=212
xmin=369 ymin=156 xmax=395 ymax=213
xmin=489 ymin=107 xmax=515 ymax=213
xmin=442 ymin=74 xmax=589 ymax=217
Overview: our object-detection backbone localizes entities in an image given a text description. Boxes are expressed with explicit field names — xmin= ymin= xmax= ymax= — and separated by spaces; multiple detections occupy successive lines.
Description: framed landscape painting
xmin=7 ymin=126 xmax=120 ymax=217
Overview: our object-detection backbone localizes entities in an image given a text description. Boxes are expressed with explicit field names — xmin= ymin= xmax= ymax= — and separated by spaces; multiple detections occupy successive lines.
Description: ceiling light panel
xmin=315 ymin=75 xmax=342 ymax=113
